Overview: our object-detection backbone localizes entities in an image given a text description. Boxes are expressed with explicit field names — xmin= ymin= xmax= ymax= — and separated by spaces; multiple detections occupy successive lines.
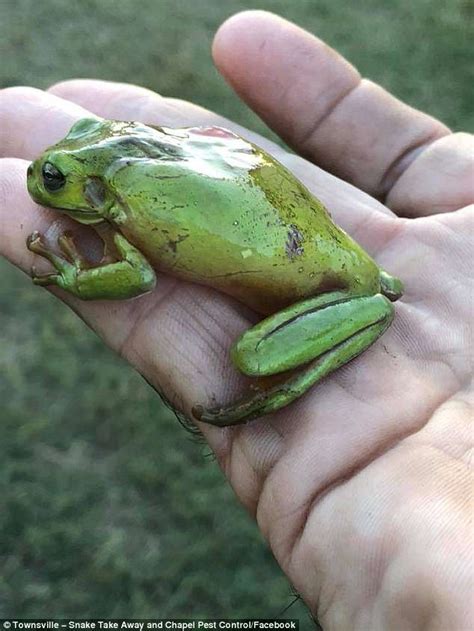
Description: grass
xmin=0 ymin=0 xmax=471 ymax=621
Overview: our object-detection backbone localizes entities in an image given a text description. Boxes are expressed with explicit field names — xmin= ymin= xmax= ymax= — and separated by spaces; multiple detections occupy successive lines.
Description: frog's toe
xmin=58 ymin=232 xmax=87 ymax=268
xmin=27 ymin=231 xmax=76 ymax=276
xmin=31 ymin=271 xmax=61 ymax=287
xmin=26 ymin=231 xmax=47 ymax=254
xmin=26 ymin=230 xmax=40 ymax=243
xmin=192 ymin=393 xmax=268 ymax=427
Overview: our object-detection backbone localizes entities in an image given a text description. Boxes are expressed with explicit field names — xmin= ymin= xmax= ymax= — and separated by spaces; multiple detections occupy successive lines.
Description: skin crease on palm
xmin=0 ymin=9 xmax=472 ymax=630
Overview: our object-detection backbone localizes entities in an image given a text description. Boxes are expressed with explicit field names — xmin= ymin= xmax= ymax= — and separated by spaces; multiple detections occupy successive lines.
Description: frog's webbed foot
xmin=27 ymin=231 xmax=83 ymax=289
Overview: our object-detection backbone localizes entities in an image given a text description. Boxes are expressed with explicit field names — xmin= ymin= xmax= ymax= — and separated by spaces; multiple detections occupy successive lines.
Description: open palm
xmin=1 ymin=11 xmax=472 ymax=629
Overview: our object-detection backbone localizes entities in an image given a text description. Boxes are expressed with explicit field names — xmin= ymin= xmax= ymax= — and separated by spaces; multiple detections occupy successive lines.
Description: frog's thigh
xmin=232 ymin=291 xmax=394 ymax=376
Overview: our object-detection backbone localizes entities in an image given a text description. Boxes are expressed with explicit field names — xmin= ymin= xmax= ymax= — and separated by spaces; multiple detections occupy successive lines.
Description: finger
xmin=49 ymin=79 xmax=279 ymax=150
xmin=212 ymin=11 xmax=455 ymax=213
xmin=0 ymin=87 xmax=91 ymax=159
xmin=386 ymin=133 xmax=474 ymax=216
xmin=46 ymin=79 xmax=400 ymax=253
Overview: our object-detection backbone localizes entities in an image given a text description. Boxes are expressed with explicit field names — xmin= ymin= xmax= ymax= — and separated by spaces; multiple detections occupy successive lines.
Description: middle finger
xmin=0 ymin=84 xmax=398 ymax=256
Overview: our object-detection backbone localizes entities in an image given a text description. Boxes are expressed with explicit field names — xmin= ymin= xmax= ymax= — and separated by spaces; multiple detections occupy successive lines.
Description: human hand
xmin=1 ymin=10 xmax=472 ymax=629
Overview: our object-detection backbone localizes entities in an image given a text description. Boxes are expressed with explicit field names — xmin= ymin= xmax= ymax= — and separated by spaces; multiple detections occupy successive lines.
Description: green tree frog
xmin=26 ymin=118 xmax=403 ymax=426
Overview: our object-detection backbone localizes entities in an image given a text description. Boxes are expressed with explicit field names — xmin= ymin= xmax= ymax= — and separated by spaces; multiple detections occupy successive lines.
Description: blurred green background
xmin=0 ymin=0 xmax=471 ymax=623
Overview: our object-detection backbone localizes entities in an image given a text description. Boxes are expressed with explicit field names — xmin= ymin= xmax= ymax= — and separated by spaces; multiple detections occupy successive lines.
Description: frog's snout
xmin=27 ymin=161 xmax=36 ymax=192
xmin=26 ymin=160 xmax=41 ymax=203
xmin=26 ymin=161 xmax=36 ymax=191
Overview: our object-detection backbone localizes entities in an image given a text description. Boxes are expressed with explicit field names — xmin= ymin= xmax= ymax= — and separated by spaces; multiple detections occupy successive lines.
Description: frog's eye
xmin=42 ymin=162 xmax=66 ymax=192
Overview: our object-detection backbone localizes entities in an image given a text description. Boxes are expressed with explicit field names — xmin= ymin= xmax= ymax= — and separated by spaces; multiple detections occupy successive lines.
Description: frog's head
xmin=27 ymin=117 xmax=118 ymax=224
xmin=28 ymin=117 xmax=187 ymax=224
xmin=27 ymin=118 xmax=136 ymax=224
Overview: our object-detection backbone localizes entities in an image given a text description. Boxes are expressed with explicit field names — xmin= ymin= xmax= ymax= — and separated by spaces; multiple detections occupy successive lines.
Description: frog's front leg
xmin=27 ymin=230 xmax=156 ymax=300
xmin=193 ymin=290 xmax=394 ymax=426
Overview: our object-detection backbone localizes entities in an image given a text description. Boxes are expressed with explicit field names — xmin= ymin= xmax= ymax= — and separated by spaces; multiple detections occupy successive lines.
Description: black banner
xmin=1 ymin=622 xmax=299 ymax=631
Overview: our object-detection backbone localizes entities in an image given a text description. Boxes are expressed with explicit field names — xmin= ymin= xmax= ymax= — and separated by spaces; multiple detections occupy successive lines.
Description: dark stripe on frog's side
xmin=115 ymin=136 xmax=183 ymax=161
xmin=143 ymin=173 xmax=186 ymax=180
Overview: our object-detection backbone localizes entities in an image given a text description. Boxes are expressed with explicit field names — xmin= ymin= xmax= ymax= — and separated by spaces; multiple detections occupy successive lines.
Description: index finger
xmin=0 ymin=82 xmax=399 ymax=256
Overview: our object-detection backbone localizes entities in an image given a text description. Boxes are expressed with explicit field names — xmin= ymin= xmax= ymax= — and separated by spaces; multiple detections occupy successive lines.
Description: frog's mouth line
xmin=60 ymin=208 xmax=104 ymax=225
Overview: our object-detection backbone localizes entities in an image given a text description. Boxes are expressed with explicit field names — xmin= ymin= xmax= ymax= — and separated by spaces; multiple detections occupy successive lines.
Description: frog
xmin=26 ymin=117 xmax=403 ymax=426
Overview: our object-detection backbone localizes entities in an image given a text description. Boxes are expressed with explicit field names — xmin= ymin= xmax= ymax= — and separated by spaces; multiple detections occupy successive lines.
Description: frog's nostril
xmin=27 ymin=164 xmax=33 ymax=177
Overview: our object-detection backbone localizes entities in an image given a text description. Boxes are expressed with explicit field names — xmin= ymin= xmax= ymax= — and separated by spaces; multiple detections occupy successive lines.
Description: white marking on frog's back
xmin=241 ymin=249 xmax=253 ymax=259
xmin=167 ymin=125 xmax=269 ymax=178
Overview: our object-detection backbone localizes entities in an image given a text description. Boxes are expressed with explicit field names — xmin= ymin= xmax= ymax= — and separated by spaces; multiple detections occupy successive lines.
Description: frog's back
xmin=109 ymin=125 xmax=381 ymax=314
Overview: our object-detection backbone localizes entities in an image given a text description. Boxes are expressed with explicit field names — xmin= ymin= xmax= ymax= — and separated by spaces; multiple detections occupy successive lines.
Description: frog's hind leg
xmin=193 ymin=291 xmax=394 ymax=426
